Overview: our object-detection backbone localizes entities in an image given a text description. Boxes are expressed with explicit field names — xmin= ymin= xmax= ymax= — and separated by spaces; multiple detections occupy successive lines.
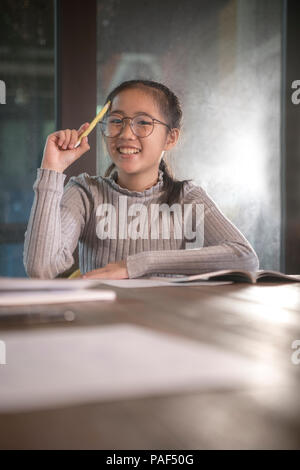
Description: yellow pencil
xmin=68 ymin=268 xmax=81 ymax=279
xmin=74 ymin=100 xmax=111 ymax=148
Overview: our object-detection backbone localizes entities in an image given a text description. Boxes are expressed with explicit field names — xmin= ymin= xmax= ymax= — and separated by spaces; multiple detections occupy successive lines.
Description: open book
xmin=149 ymin=269 xmax=300 ymax=285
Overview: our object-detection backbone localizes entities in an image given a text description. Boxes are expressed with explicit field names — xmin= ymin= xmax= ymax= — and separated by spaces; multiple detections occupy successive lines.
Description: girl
xmin=23 ymin=79 xmax=259 ymax=279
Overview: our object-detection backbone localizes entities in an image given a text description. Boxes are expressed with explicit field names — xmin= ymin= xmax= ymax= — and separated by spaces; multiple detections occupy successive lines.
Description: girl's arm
xmin=24 ymin=123 xmax=91 ymax=279
xmin=23 ymin=169 xmax=91 ymax=279
xmin=125 ymin=185 xmax=259 ymax=278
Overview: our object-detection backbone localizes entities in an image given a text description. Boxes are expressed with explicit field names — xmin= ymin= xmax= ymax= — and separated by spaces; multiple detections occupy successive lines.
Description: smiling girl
xmin=23 ymin=79 xmax=259 ymax=279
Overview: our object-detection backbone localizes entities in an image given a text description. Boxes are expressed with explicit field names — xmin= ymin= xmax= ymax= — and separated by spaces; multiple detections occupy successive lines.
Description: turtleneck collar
xmin=102 ymin=168 xmax=165 ymax=197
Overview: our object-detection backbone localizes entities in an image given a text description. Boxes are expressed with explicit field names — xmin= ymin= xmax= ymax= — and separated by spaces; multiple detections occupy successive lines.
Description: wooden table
xmin=0 ymin=282 xmax=300 ymax=449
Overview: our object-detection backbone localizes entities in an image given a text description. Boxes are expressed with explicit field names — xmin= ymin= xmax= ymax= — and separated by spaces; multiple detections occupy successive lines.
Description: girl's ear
xmin=164 ymin=128 xmax=180 ymax=151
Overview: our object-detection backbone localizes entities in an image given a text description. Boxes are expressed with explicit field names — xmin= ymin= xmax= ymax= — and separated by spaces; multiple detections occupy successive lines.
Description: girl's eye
xmin=109 ymin=118 xmax=122 ymax=124
xmin=138 ymin=120 xmax=151 ymax=126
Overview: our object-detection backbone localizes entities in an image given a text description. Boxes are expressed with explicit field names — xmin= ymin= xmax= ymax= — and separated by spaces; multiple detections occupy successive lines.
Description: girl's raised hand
xmin=41 ymin=122 xmax=91 ymax=173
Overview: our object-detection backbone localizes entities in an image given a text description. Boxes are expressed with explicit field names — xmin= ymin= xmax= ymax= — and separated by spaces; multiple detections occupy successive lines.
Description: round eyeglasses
xmin=99 ymin=113 xmax=172 ymax=138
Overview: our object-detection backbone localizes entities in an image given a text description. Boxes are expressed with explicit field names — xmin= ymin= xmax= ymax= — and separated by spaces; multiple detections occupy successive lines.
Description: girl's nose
xmin=119 ymin=119 xmax=136 ymax=138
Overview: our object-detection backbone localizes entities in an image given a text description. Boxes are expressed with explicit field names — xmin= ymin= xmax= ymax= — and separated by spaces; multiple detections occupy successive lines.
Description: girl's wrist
xmin=40 ymin=165 xmax=64 ymax=174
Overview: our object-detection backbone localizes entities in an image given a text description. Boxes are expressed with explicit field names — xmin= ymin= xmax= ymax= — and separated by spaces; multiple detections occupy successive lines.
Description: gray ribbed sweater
xmin=23 ymin=167 xmax=259 ymax=279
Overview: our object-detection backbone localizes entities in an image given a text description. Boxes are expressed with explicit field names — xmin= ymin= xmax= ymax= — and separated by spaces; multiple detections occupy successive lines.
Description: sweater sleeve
xmin=126 ymin=184 xmax=259 ymax=278
xmin=23 ymin=168 xmax=91 ymax=279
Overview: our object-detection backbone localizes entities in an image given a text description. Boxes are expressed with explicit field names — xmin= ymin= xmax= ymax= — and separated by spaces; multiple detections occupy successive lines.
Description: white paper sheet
xmin=0 ymin=277 xmax=231 ymax=292
xmin=0 ymin=324 xmax=280 ymax=413
xmin=0 ymin=289 xmax=116 ymax=306
xmin=97 ymin=279 xmax=232 ymax=288
xmin=0 ymin=278 xmax=111 ymax=291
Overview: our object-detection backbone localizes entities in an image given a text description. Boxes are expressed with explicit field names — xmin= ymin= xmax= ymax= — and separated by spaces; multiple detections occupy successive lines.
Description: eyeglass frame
xmin=98 ymin=113 xmax=172 ymax=138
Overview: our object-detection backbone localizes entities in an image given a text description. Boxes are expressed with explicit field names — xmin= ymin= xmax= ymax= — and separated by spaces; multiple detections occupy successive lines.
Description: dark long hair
xmin=103 ymin=79 xmax=192 ymax=205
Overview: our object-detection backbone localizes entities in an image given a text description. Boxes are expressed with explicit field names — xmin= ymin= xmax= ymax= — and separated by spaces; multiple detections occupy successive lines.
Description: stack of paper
xmin=0 ymin=278 xmax=116 ymax=306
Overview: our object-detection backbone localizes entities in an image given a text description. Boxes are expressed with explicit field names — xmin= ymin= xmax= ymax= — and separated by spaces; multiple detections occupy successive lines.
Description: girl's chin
xmin=116 ymin=155 xmax=141 ymax=168
xmin=118 ymin=153 xmax=140 ymax=161
xmin=112 ymin=159 xmax=141 ymax=173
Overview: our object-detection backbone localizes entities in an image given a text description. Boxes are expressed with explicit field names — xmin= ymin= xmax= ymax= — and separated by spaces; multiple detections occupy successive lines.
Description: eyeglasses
xmin=99 ymin=113 xmax=172 ymax=138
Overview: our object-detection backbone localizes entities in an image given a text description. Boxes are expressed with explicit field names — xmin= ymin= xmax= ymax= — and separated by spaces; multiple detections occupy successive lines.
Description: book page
xmin=98 ymin=279 xmax=232 ymax=288
xmin=256 ymin=271 xmax=300 ymax=282
xmin=149 ymin=270 xmax=251 ymax=283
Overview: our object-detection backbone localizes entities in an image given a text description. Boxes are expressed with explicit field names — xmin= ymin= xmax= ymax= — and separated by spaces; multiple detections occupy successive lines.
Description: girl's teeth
xmin=118 ymin=148 xmax=140 ymax=154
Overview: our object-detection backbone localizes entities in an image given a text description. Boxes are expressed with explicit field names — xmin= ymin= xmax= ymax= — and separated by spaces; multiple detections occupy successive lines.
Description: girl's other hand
xmin=80 ymin=260 xmax=129 ymax=280
xmin=41 ymin=122 xmax=91 ymax=173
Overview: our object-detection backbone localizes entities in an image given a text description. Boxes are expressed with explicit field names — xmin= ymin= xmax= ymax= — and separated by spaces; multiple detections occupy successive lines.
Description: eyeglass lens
xmin=101 ymin=114 xmax=154 ymax=137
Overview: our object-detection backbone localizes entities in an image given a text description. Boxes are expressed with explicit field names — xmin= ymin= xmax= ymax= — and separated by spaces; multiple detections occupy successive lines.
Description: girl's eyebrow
xmin=109 ymin=109 xmax=154 ymax=117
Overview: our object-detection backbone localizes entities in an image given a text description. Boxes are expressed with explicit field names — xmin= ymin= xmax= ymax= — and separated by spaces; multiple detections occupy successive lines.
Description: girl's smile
xmin=116 ymin=144 xmax=142 ymax=156
xmin=115 ymin=143 xmax=142 ymax=161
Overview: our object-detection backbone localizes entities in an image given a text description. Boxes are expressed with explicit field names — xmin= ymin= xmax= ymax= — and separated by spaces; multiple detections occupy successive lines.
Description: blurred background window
xmin=96 ymin=0 xmax=283 ymax=270
xmin=0 ymin=0 xmax=291 ymax=276
xmin=0 ymin=0 xmax=55 ymax=276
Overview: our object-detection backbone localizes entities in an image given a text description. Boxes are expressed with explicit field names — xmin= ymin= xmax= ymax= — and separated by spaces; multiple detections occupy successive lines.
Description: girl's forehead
xmin=111 ymin=88 xmax=161 ymax=116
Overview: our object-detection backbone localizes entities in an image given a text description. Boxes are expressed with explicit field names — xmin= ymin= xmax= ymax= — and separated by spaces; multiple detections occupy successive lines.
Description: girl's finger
xmin=69 ymin=129 xmax=78 ymax=149
xmin=76 ymin=135 xmax=90 ymax=153
xmin=56 ymin=130 xmax=65 ymax=147
xmin=77 ymin=122 xmax=90 ymax=136
xmin=62 ymin=129 xmax=71 ymax=149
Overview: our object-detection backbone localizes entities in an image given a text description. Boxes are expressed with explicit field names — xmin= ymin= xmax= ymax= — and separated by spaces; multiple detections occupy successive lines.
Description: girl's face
xmin=103 ymin=88 xmax=179 ymax=176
